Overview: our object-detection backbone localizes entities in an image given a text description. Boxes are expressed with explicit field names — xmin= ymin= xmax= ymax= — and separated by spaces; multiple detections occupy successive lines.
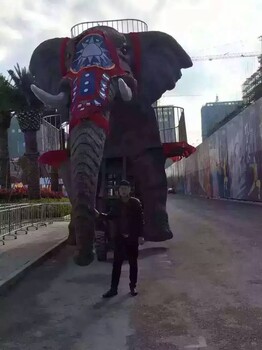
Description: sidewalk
xmin=0 ymin=222 xmax=68 ymax=294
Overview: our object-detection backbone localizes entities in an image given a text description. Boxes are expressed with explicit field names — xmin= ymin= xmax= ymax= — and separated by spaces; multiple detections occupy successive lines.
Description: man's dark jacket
xmin=100 ymin=197 xmax=144 ymax=244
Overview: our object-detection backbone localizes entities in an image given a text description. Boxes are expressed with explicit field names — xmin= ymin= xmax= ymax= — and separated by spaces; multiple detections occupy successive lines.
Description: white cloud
xmin=0 ymin=48 xmax=8 ymax=62
xmin=0 ymin=0 xmax=261 ymax=145
xmin=0 ymin=26 xmax=22 ymax=41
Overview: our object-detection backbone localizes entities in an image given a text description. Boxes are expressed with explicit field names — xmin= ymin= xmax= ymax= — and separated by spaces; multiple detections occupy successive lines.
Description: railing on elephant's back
xmin=70 ymin=19 xmax=148 ymax=37
xmin=154 ymin=106 xmax=186 ymax=143
xmin=37 ymin=114 xmax=67 ymax=180
xmin=38 ymin=108 xmax=186 ymax=152
xmin=38 ymin=114 xmax=66 ymax=154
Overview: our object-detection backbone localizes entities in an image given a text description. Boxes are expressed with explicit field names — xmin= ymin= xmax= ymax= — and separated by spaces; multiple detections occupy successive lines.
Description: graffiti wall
xmin=166 ymin=97 xmax=262 ymax=202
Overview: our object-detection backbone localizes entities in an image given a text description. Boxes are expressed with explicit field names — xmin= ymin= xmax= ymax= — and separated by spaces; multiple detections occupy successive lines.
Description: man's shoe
xmin=102 ymin=289 xmax=118 ymax=298
xmin=130 ymin=288 xmax=138 ymax=296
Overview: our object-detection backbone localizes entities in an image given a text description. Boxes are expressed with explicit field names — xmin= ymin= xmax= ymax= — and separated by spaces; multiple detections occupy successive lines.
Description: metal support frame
xmin=154 ymin=105 xmax=184 ymax=143
xmin=70 ymin=18 xmax=148 ymax=37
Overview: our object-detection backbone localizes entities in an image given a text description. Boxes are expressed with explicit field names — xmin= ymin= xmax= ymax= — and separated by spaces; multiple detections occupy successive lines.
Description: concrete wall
xmin=166 ymin=97 xmax=262 ymax=202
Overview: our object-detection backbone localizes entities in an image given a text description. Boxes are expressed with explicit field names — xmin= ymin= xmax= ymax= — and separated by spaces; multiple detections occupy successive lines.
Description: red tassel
xmin=162 ymin=142 xmax=196 ymax=159
xmin=38 ymin=150 xmax=69 ymax=168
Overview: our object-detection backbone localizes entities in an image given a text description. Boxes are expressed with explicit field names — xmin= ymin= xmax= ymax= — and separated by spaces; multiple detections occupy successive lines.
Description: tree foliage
xmin=8 ymin=63 xmax=43 ymax=110
xmin=0 ymin=74 xmax=17 ymax=112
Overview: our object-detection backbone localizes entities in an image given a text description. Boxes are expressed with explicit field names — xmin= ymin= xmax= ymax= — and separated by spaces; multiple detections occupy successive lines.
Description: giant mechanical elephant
xmin=29 ymin=26 xmax=192 ymax=266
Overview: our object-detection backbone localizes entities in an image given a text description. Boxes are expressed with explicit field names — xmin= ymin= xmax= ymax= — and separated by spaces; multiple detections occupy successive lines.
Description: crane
xmin=191 ymin=51 xmax=260 ymax=62
xmin=162 ymin=51 xmax=261 ymax=98
xmin=192 ymin=36 xmax=261 ymax=62
xmin=162 ymin=37 xmax=262 ymax=98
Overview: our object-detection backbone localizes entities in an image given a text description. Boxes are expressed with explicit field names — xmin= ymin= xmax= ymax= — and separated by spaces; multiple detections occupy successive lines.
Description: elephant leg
xmin=70 ymin=121 xmax=106 ymax=266
xmin=131 ymin=147 xmax=173 ymax=242
xmin=67 ymin=214 xmax=76 ymax=245
xmin=58 ymin=160 xmax=76 ymax=245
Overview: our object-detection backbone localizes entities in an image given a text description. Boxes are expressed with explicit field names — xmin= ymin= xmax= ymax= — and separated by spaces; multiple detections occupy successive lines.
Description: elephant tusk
xmin=31 ymin=84 xmax=66 ymax=108
xmin=118 ymin=78 xmax=132 ymax=102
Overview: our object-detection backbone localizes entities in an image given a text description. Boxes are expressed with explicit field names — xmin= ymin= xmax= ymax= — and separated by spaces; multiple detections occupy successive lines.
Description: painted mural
xmin=166 ymin=97 xmax=262 ymax=202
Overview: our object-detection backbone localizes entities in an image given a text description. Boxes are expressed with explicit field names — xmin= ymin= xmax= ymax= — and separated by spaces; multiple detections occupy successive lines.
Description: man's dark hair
xmin=119 ymin=180 xmax=130 ymax=187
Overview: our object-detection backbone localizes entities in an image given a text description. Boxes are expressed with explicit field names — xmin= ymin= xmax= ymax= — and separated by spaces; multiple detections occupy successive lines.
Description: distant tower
xmin=215 ymin=95 xmax=219 ymax=102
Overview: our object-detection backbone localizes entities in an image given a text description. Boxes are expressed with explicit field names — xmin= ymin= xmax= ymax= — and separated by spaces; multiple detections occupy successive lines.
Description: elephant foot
xmin=67 ymin=234 xmax=76 ymax=246
xmin=144 ymin=210 xmax=173 ymax=242
xmin=73 ymin=250 xmax=94 ymax=266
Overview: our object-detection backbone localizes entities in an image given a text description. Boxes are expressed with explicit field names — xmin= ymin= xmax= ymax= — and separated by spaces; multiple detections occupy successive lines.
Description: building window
xmin=18 ymin=129 xmax=22 ymax=133
xmin=22 ymin=142 xmax=25 ymax=147
xmin=12 ymin=129 xmax=15 ymax=133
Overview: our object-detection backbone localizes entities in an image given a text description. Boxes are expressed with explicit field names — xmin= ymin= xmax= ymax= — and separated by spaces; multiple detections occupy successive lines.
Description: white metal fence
xmin=0 ymin=202 xmax=71 ymax=245
xmin=155 ymin=106 xmax=184 ymax=143
xmin=38 ymin=114 xmax=61 ymax=154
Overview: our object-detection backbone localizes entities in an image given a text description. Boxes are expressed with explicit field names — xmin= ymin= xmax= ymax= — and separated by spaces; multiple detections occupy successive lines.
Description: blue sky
xmin=0 ymin=0 xmax=261 ymax=145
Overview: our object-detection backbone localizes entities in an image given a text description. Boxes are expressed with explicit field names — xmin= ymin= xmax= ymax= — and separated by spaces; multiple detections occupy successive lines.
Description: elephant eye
xmin=121 ymin=45 xmax=128 ymax=55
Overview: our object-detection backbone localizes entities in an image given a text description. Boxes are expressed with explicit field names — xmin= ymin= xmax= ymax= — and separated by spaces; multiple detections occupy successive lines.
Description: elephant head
xmin=29 ymin=26 xmax=192 ymax=265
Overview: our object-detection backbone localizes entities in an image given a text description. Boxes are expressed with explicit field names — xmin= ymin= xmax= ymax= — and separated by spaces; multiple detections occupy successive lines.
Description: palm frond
xmin=8 ymin=70 xmax=19 ymax=87
xmin=8 ymin=64 xmax=43 ymax=110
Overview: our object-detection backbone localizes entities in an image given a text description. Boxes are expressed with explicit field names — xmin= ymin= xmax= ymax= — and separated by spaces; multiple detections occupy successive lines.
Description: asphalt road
xmin=1 ymin=195 xmax=262 ymax=350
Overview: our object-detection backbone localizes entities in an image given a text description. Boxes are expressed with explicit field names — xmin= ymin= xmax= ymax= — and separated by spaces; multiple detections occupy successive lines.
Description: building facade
xmin=201 ymin=100 xmax=243 ymax=141
xmin=242 ymin=57 xmax=262 ymax=104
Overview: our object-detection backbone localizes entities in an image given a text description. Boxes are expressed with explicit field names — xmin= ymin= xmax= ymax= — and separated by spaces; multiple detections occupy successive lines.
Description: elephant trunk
xmin=70 ymin=118 xmax=106 ymax=265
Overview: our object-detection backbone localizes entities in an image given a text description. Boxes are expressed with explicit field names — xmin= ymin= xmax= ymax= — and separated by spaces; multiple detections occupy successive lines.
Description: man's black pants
xmin=111 ymin=241 xmax=139 ymax=291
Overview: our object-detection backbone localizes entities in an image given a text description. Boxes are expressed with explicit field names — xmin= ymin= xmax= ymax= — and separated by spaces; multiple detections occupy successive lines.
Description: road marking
xmin=159 ymin=259 xmax=172 ymax=263
xmin=159 ymin=254 xmax=172 ymax=265
xmin=156 ymin=336 xmax=177 ymax=345
xmin=184 ymin=336 xmax=207 ymax=348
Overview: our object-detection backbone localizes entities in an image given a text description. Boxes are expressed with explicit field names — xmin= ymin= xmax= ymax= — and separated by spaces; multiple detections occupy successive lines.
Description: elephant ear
xmin=126 ymin=31 xmax=193 ymax=105
xmin=29 ymin=37 xmax=71 ymax=122
xmin=29 ymin=37 xmax=66 ymax=95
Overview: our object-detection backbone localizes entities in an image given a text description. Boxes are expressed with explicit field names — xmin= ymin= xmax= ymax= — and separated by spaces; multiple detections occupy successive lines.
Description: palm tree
xmin=0 ymin=74 xmax=17 ymax=188
xmin=8 ymin=64 xmax=43 ymax=199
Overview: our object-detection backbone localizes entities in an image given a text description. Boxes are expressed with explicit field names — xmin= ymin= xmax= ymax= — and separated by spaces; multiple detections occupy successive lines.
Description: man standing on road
xmin=96 ymin=180 xmax=144 ymax=298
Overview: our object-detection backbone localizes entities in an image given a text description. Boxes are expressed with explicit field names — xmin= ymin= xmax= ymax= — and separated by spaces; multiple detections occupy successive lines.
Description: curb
xmin=0 ymin=238 xmax=67 ymax=296
xmin=211 ymin=197 xmax=262 ymax=207
xmin=170 ymin=194 xmax=262 ymax=207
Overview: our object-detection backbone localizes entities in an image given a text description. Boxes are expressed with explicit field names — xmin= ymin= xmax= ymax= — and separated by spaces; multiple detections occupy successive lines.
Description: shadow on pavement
xmin=139 ymin=246 xmax=168 ymax=259
xmin=92 ymin=293 xmax=131 ymax=310
xmin=106 ymin=246 xmax=168 ymax=264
